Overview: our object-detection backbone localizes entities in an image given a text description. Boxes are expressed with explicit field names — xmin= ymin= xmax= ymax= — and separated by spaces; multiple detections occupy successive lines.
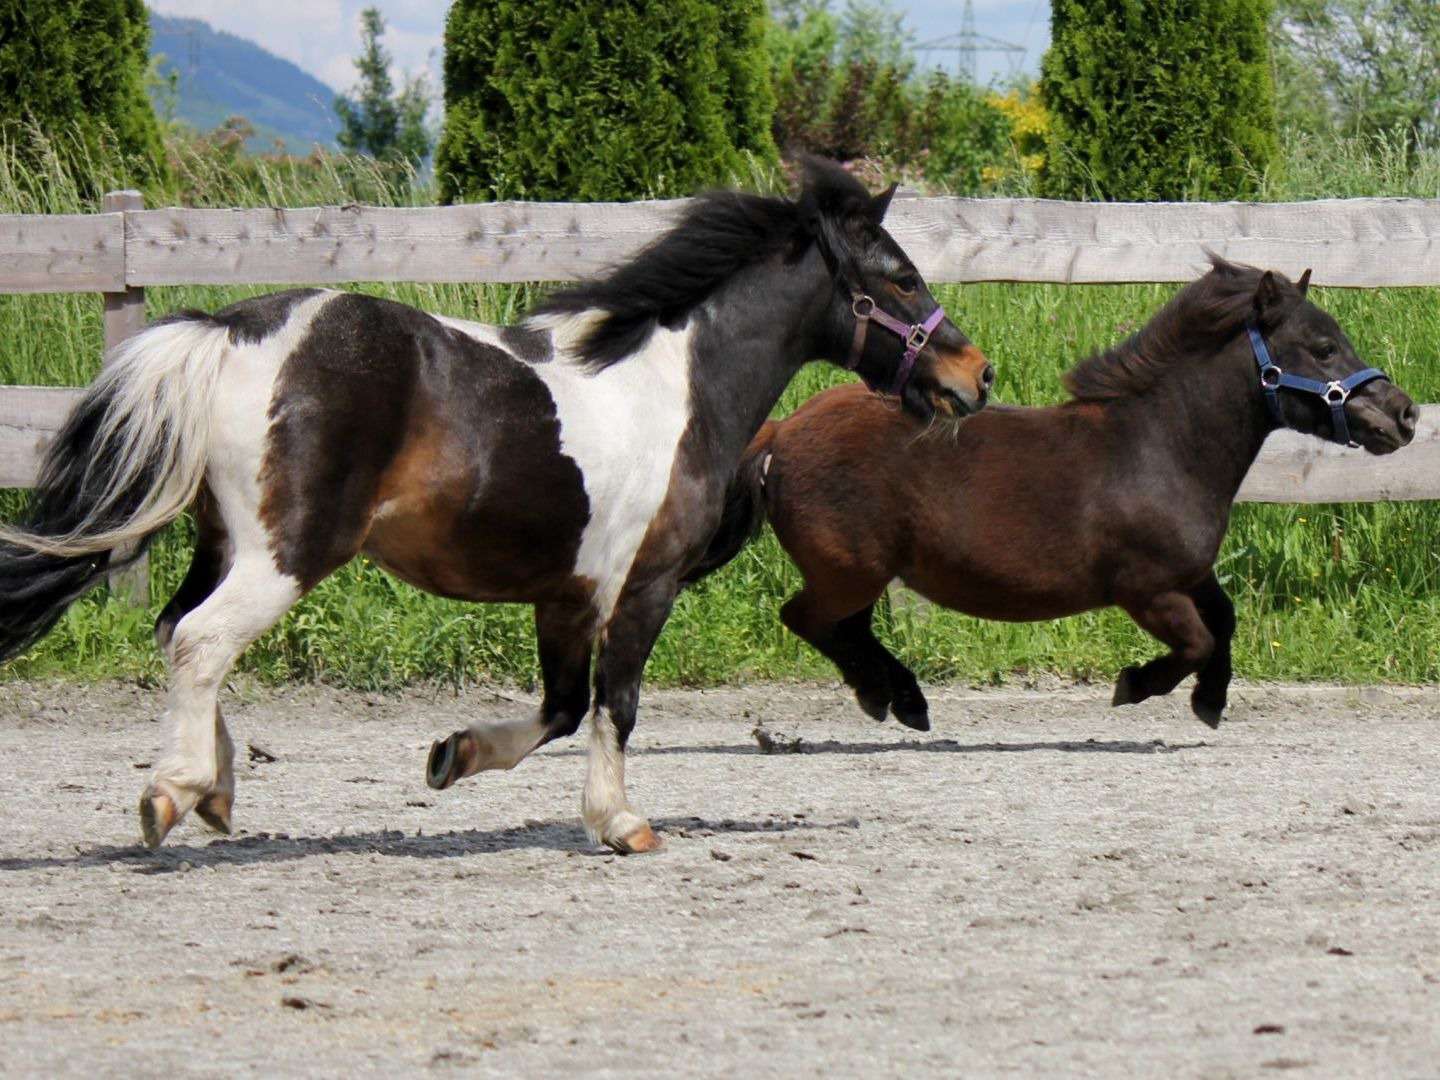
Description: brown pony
xmin=696 ymin=258 xmax=1418 ymax=729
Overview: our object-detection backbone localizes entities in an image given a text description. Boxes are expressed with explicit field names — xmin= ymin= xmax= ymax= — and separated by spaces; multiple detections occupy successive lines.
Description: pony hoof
xmin=426 ymin=731 xmax=475 ymax=790
xmin=891 ymin=702 xmax=930 ymax=732
xmin=195 ymin=792 xmax=233 ymax=835
xmin=1191 ymin=699 xmax=1224 ymax=730
xmin=139 ymin=788 xmax=179 ymax=849
xmin=1112 ymin=666 xmax=1143 ymax=707
xmin=855 ymin=690 xmax=891 ymax=722
xmin=610 ymin=823 xmax=663 ymax=855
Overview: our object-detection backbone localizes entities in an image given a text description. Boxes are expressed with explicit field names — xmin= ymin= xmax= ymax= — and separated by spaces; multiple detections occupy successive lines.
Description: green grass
xmin=2 ymin=130 xmax=1439 ymax=689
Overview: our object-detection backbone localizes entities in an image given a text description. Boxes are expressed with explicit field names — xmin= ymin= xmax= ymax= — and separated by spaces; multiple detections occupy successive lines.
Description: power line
xmin=915 ymin=0 xmax=1027 ymax=83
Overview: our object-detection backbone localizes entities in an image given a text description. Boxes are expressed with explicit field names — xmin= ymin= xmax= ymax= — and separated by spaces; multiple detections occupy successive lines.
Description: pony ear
xmin=1297 ymin=268 xmax=1312 ymax=296
xmin=1254 ymin=270 xmax=1301 ymax=327
xmin=868 ymin=183 xmax=898 ymax=223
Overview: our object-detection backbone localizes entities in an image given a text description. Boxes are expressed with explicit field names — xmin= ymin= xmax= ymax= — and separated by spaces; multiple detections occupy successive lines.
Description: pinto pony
xmin=0 ymin=162 xmax=992 ymax=851
xmin=701 ymin=258 xmax=1416 ymax=730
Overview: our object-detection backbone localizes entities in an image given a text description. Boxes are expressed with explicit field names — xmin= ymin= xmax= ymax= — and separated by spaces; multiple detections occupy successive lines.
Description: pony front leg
xmin=427 ymin=603 xmax=594 ymax=789
xmin=1187 ymin=573 xmax=1236 ymax=727
xmin=582 ymin=580 xmax=676 ymax=854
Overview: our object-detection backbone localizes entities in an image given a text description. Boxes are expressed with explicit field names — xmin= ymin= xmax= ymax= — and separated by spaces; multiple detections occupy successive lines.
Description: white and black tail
xmin=0 ymin=317 xmax=231 ymax=662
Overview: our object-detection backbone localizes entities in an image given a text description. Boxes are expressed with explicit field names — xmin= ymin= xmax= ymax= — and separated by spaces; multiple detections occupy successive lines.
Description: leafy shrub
xmin=1272 ymin=1 xmax=1440 ymax=147
xmin=436 ymin=0 xmax=776 ymax=202
xmin=0 ymin=0 xmax=164 ymax=187
xmin=766 ymin=3 xmax=1010 ymax=194
xmin=1041 ymin=0 xmax=1278 ymax=200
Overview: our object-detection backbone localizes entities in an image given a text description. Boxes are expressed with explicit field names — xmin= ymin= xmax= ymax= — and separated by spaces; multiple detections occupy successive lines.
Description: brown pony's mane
xmin=1063 ymin=255 xmax=1302 ymax=402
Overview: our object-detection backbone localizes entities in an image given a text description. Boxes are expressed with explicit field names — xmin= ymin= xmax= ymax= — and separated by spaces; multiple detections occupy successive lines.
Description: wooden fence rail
xmin=3 ymin=192 xmax=1439 ymax=553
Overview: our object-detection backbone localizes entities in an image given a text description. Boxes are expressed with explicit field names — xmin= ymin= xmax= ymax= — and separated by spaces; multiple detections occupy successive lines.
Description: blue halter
xmin=1246 ymin=324 xmax=1388 ymax=448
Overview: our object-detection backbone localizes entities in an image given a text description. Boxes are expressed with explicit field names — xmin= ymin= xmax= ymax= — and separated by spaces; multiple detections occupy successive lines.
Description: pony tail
xmin=682 ymin=421 xmax=777 ymax=586
xmin=0 ymin=317 xmax=230 ymax=662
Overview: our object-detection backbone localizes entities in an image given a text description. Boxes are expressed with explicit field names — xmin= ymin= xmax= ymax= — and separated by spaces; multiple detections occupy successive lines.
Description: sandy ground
xmin=0 ymin=677 xmax=1437 ymax=1078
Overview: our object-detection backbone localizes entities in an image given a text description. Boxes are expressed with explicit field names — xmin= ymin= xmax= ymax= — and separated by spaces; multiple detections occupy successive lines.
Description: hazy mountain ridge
xmin=149 ymin=12 xmax=340 ymax=152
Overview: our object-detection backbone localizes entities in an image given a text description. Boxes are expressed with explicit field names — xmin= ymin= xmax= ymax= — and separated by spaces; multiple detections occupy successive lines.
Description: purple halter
xmin=848 ymin=294 xmax=947 ymax=397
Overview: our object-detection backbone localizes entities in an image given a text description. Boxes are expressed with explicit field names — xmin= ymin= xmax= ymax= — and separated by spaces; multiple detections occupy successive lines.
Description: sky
xmin=145 ymin=1 xmax=1051 ymax=95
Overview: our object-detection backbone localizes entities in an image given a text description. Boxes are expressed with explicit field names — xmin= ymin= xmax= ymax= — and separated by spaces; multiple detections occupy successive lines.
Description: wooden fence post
xmin=101 ymin=190 xmax=149 ymax=606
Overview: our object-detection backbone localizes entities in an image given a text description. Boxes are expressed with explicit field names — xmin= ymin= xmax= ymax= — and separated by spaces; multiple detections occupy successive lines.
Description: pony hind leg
xmin=427 ymin=602 xmax=594 ymax=789
xmin=1186 ymin=573 xmax=1235 ymax=728
xmin=1112 ymin=590 xmax=1216 ymax=721
xmin=835 ymin=606 xmax=930 ymax=731
xmin=154 ymin=493 xmax=231 ymax=662
xmin=140 ymin=555 xmax=303 ymax=847
xmin=781 ymin=581 xmax=893 ymax=721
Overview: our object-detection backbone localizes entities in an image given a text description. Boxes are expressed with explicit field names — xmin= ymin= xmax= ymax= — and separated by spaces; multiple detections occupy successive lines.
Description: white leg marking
xmin=465 ymin=712 xmax=551 ymax=771
xmin=580 ymin=707 xmax=646 ymax=847
xmin=150 ymin=558 xmax=301 ymax=817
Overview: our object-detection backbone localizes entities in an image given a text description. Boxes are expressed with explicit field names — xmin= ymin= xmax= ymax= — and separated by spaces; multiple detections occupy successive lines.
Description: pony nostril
xmin=1401 ymin=403 xmax=1420 ymax=437
xmin=980 ymin=363 xmax=996 ymax=387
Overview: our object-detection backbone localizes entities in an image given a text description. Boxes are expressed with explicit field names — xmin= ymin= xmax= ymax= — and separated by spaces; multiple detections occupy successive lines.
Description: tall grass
xmin=1 ymin=130 xmax=1438 ymax=689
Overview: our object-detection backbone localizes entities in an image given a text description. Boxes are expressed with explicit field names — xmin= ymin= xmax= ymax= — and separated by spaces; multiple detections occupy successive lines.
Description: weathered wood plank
xmin=883 ymin=197 xmax=1440 ymax=286
xmin=0 ymin=213 xmax=125 ymax=293
xmin=123 ymin=201 xmax=687 ymax=286
xmin=1238 ymin=405 xmax=1440 ymax=503
xmin=0 ymin=386 xmax=82 ymax=487
xmin=2 ymin=387 xmax=1438 ymax=503
xmin=120 ymin=197 xmax=1440 ymax=288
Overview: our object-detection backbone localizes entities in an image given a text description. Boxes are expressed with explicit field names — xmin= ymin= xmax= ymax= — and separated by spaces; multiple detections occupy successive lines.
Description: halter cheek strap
xmin=1247 ymin=324 xmax=1388 ymax=448
xmin=848 ymin=295 xmax=947 ymax=397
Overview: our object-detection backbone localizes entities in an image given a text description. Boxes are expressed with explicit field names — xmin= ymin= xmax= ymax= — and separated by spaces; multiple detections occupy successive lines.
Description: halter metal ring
xmin=906 ymin=325 xmax=930 ymax=351
xmin=852 ymin=295 xmax=875 ymax=318
xmin=1324 ymin=381 xmax=1349 ymax=405
xmin=1260 ymin=364 xmax=1283 ymax=389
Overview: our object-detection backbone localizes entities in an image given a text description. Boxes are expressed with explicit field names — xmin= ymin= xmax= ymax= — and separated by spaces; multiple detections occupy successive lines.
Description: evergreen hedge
xmin=0 ymin=0 xmax=164 ymax=183
xmin=436 ymin=0 xmax=776 ymax=202
xmin=1041 ymin=0 xmax=1277 ymax=200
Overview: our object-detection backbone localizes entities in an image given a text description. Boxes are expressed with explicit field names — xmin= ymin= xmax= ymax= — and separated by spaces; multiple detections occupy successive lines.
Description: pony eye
xmin=1314 ymin=341 xmax=1336 ymax=360
xmin=893 ymin=275 xmax=919 ymax=297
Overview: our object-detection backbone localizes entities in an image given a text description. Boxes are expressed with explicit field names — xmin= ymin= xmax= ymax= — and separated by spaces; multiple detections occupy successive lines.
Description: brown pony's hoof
xmin=1191 ymin=700 xmax=1223 ymax=730
xmin=195 ymin=791 xmax=234 ymax=834
xmin=610 ymin=823 xmax=663 ymax=855
xmin=1112 ymin=666 xmax=1143 ymax=707
xmin=855 ymin=690 xmax=891 ymax=722
xmin=139 ymin=788 xmax=179 ymax=849
xmin=891 ymin=703 xmax=930 ymax=732
xmin=426 ymin=731 xmax=476 ymax=791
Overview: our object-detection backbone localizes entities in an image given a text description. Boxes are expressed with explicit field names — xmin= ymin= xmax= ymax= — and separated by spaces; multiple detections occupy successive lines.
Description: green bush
xmin=435 ymin=0 xmax=776 ymax=202
xmin=0 ymin=0 xmax=164 ymax=187
xmin=1041 ymin=0 xmax=1278 ymax=199
xmin=765 ymin=2 xmax=1010 ymax=194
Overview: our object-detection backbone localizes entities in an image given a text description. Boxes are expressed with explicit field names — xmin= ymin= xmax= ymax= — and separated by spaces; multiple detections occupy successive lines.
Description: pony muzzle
xmin=930 ymin=345 xmax=994 ymax=415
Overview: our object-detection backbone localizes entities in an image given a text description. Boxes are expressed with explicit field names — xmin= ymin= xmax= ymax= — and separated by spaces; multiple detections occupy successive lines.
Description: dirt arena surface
xmin=1 ymin=678 xmax=1437 ymax=1078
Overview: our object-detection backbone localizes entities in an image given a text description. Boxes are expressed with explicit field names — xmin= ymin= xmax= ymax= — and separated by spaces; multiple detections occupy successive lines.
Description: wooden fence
xmin=2 ymin=191 xmax=1439 ymax=591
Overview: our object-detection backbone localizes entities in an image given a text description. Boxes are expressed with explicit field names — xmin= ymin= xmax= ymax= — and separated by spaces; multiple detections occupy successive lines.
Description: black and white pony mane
xmin=533 ymin=159 xmax=878 ymax=368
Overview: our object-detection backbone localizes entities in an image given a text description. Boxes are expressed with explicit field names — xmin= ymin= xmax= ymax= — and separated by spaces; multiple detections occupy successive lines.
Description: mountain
xmin=149 ymin=13 xmax=340 ymax=153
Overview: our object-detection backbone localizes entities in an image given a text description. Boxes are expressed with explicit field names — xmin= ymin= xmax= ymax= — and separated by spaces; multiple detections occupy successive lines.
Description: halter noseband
xmin=1246 ymin=323 xmax=1388 ymax=448
xmin=848 ymin=294 xmax=947 ymax=397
